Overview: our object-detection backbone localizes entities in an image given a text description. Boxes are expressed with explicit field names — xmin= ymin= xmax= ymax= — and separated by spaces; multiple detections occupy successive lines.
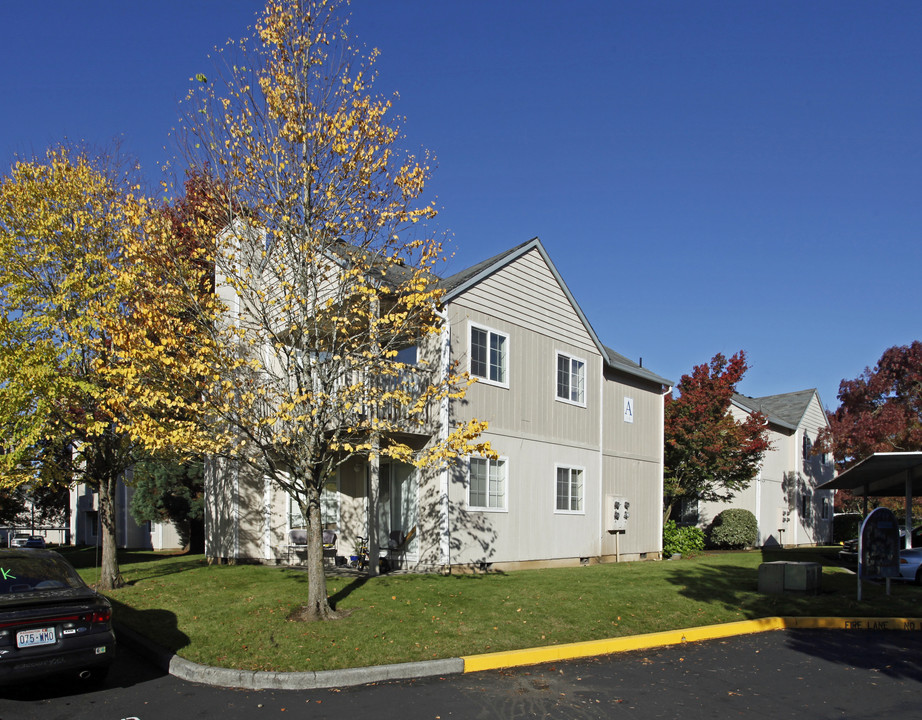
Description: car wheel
xmin=915 ymin=567 xmax=922 ymax=586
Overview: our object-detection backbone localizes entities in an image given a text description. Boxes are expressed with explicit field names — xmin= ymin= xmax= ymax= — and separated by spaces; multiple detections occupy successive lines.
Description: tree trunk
xmin=97 ymin=472 xmax=125 ymax=591
xmin=290 ymin=484 xmax=339 ymax=622
xmin=663 ymin=500 xmax=675 ymax=528
xmin=367 ymin=435 xmax=380 ymax=577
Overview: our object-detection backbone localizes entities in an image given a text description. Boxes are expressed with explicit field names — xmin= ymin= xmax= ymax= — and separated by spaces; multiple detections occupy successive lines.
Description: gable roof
xmin=732 ymin=389 xmax=821 ymax=431
xmin=441 ymin=237 xmax=672 ymax=388
xmin=603 ymin=346 xmax=673 ymax=387
xmin=439 ymin=239 xmax=533 ymax=296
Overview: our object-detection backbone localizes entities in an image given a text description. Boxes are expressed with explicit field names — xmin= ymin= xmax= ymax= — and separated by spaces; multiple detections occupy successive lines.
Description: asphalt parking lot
xmin=2 ymin=628 xmax=922 ymax=719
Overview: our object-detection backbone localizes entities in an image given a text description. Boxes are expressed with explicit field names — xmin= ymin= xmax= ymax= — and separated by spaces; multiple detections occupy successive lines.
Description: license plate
xmin=16 ymin=627 xmax=56 ymax=648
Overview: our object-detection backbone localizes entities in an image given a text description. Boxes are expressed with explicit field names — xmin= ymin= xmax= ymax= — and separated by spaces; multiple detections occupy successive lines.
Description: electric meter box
xmin=605 ymin=494 xmax=630 ymax=532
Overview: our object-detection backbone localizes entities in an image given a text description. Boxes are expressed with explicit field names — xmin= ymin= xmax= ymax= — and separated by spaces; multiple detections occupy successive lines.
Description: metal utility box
xmin=605 ymin=495 xmax=630 ymax=532
xmin=758 ymin=561 xmax=821 ymax=594
xmin=785 ymin=562 xmax=821 ymax=592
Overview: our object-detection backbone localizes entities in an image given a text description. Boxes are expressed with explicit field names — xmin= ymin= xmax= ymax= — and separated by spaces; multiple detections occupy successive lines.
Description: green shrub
xmin=706 ymin=508 xmax=758 ymax=549
xmin=662 ymin=520 xmax=705 ymax=557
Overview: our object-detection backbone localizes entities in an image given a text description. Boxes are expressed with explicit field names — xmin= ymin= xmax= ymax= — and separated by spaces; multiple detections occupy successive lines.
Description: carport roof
xmin=818 ymin=452 xmax=922 ymax=497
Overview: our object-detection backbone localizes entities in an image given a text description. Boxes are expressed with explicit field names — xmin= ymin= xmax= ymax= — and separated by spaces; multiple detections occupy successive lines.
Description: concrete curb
xmin=116 ymin=616 xmax=922 ymax=690
xmin=115 ymin=623 xmax=463 ymax=691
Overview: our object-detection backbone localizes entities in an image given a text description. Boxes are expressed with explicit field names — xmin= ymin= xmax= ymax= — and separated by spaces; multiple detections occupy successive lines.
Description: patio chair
xmin=286 ymin=529 xmax=308 ymax=564
xmin=386 ymin=526 xmax=416 ymax=571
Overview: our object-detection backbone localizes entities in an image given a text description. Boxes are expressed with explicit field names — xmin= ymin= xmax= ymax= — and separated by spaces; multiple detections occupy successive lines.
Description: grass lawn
xmin=60 ymin=546 xmax=922 ymax=673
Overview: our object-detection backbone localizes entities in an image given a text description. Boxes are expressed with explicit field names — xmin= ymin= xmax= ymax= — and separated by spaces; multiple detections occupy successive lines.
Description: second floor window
xmin=470 ymin=324 xmax=508 ymax=386
xmin=556 ymin=352 xmax=586 ymax=405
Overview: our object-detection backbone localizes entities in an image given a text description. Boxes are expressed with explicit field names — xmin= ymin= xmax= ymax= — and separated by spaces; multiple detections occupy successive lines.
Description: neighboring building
xmin=206 ymin=237 xmax=673 ymax=570
xmin=689 ymin=389 xmax=835 ymax=546
xmin=69 ymin=476 xmax=186 ymax=551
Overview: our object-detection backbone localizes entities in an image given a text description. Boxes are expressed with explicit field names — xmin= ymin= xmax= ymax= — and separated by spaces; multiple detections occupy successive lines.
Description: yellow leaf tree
xmin=118 ymin=0 xmax=491 ymax=620
xmin=0 ymin=148 xmax=150 ymax=591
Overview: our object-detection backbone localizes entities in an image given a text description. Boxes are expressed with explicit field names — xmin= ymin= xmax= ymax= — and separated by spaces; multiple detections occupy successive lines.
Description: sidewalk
xmin=115 ymin=615 xmax=922 ymax=691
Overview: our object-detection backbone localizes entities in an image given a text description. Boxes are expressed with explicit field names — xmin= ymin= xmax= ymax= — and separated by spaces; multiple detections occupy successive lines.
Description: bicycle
xmin=349 ymin=536 xmax=369 ymax=570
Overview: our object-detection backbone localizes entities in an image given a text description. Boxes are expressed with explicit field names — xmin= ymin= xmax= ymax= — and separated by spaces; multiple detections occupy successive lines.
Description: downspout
xmin=233 ymin=461 xmax=240 ymax=561
xmin=434 ymin=306 xmax=452 ymax=569
xmin=658 ymin=384 xmax=672 ymax=557
xmin=263 ymin=474 xmax=272 ymax=561
xmin=793 ymin=431 xmax=800 ymax=546
xmin=121 ymin=475 xmax=128 ymax=549
xmin=597 ymin=359 xmax=604 ymax=562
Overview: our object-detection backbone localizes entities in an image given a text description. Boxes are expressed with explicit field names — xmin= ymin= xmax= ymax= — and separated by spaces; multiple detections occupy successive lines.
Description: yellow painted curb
xmin=460 ymin=617 xmax=922 ymax=673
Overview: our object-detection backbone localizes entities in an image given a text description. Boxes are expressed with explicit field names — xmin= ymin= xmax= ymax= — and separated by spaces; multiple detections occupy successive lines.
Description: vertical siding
xmin=441 ymin=245 xmax=666 ymax=565
xmin=205 ymin=456 xmax=235 ymax=559
xmin=449 ymin=307 xmax=601 ymax=445
xmin=444 ymin=247 xmax=607 ymax=565
xmin=602 ymin=369 xmax=663 ymax=461
xmin=208 ymin=242 xmax=670 ymax=568
xmin=700 ymin=392 xmax=836 ymax=548
xmin=452 ymin=248 xmax=597 ymax=353
xmin=447 ymin=247 xmax=602 ymax=448
xmin=796 ymin=394 xmax=835 ymax=544
xmin=600 ymin=369 xmax=665 ymax=558
xmin=697 ymin=408 xmax=796 ymax=547
xmin=444 ymin=431 xmax=601 ymax=565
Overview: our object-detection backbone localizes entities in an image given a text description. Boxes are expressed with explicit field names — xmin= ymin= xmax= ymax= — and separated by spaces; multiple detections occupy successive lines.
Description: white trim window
xmin=555 ymin=465 xmax=584 ymax=513
xmin=289 ymin=477 xmax=340 ymax=528
xmin=470 ymin=323 xmax=508 ymax=387
xmin=556 ymin=351 xmax=586 ymax=406
xmin=468 ymin=456 xmax=507 ymax=511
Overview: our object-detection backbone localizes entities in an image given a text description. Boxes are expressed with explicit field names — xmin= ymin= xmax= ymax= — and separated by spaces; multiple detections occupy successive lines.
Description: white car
xmin=9 ymin=532 xmax=30 ymax=548
xmin=899 ymin=548 xmax=922 ymax=584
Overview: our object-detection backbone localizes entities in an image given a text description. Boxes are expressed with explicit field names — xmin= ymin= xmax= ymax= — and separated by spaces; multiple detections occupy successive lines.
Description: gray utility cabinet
xmin=758 ymin=561 xmax=822 ymax=594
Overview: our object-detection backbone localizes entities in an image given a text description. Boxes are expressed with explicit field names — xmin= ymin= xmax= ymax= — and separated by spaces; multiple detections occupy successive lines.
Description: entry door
xmin=377 ymin=462 xmax=418 ymax=556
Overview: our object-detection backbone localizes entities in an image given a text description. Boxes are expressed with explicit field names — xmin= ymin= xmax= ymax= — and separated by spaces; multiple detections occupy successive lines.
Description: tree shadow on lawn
xmin=661 ymin=559 xmax=848 ymax=619
xmin=285 ymin=569 xmax=376 ymax=611
xmin=60 ymin=546 xmax=197 ymax=569
xmin=663 ymin=548 xmax=922 ymax=619
xmin=286 ymin=566 xmax=497 ymax=612
xmin=60 ymin=547 xmax=205 ymax=586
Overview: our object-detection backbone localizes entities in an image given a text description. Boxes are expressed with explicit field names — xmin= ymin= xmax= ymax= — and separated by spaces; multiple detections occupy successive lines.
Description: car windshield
xmin=0 ymin=554 xmax=85 ymax=594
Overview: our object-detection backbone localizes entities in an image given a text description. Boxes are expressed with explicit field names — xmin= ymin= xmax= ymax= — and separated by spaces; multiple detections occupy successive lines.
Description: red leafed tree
xmin=816 ymin=341 xmax=922 ymax=512
xmin=663 ymin=351 xmax=772 ymax=523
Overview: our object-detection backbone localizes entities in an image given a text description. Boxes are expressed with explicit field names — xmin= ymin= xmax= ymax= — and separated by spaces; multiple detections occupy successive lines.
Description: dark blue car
xmin=0 ymin=549 xmax=115 ymax=685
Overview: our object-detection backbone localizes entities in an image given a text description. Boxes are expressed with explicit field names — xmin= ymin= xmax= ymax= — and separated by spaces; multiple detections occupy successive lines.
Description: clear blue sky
xmin=2 ymin=1 xmax=920 ymax=410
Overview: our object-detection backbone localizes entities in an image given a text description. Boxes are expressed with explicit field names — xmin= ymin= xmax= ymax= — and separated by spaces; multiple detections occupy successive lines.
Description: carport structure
xmin=818 ymin=451 xmax=922 ymax=539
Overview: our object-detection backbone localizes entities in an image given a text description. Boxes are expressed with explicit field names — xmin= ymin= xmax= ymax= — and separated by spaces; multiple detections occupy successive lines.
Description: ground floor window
xmin=555 ymin=465 xmax=584 ymax=513
xmin=468 ymin=457 xmax=507 ymax=510
xmin=671 ymin=497 xmax=700 ymax=526
xmin=288 ymin=476 xmax=340 ymax=529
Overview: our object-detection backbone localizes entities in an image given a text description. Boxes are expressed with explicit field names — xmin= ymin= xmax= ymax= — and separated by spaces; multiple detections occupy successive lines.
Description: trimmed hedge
xmin=663 ymin=519 xmax=705 ymax=557
xmin=706 ymin=508 xmax=758 ymax=549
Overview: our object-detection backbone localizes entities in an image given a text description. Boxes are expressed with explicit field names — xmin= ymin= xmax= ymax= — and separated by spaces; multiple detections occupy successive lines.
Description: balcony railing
xmin=248 ymin=360 xmax=437 ymax=437
xmin=336 ymin=364 xmax=434 ymax=433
